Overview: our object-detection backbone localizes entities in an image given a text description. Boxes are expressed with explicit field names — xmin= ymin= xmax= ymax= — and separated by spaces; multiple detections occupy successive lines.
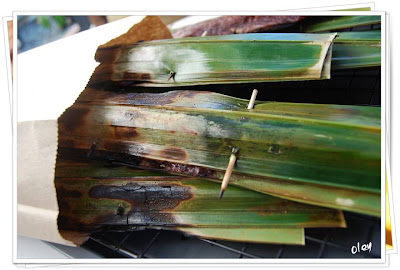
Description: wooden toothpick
xmin=86 ymin=141 xmax=97 ymax=158
xmin=219 ymin=147 xmax=239 ymax=199
xmin=167 ymin=71 xmax=176 ymax=81
xmin=247 ymin=89 xmax=258 ymax=109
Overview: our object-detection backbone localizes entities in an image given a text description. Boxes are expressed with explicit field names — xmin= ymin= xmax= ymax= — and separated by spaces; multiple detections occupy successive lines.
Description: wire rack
xmin=80 ymin=23 xmax=382 ymax=259
xmin=81 ymin=212 xmax=381 ymax=259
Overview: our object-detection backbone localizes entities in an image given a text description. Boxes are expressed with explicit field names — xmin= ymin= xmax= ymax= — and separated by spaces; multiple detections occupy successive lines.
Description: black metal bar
xmin=89 ymin=236 xmax=139 ymax=258
xmin=198 ymin=238 xmax=260 ymax=258
xmin=117 ymin=231 xmax=134 ymax=249
xmin=275 ymin=246 xmax=285 ymax=258
xmin=317 ymin=234 xmax=329 ymax=258
xmin=238 ymin=244 xmax=249 ymax=258
xmin=138 ymin=230 xmax=161 ymax=258
xmin=305 ymin=236 xmax=347 ymax=251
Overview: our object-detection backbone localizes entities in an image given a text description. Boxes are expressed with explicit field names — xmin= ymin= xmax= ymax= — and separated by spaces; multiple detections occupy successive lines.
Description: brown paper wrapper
xmin=17 ymin=16 xmax=172 ymax=246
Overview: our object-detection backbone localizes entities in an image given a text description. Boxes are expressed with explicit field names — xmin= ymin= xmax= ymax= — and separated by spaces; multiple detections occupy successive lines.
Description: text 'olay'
xmin=351 ymin=242 xmax=372 ymax=254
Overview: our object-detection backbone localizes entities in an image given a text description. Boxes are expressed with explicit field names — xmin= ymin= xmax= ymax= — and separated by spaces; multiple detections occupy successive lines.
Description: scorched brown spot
xmin=88 ymin=182 xmax=193 ymax=226
xmin=57 ymin=212 xmax=127 ymax=234
xmin=56 ymin=186 xmax=82 ymax=198
xmin=58 ymin=107 xmax=91 ymax=132
xmin=307 ymin=211 xmax=347 ymax=228
xmin=249 ymin=200 xmax=298 ymax=216
xmin=57 ymin=147 xmax=216 ymax=179
xmin=58 ymin=137 xmax=76 ymax=148
xmin=102 ymin=140 xmax=131 ymax=154
xmin=122 ymin=72 xmax=151 ymax=82
xmin=110 ymin=125 xmax=139 ymax=140
xmin=94 ymin=47 xmax=119 ymax=63
xmin=137 ymin=157 xmax=214 ymax=178
xmin=57 ymin=201 xmax=70 ymax=212
xmin=160 ymin=147 xmax=187 ymax=162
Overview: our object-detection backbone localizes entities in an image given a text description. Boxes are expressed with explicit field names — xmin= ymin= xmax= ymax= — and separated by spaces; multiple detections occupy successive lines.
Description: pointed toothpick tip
xmin=167 ymin=71 xmax=176 ymax=81
xmin=86 ymin=141 xmax=97 ymax=158
xmin=219 ymin=189 xmax=225 ymax=200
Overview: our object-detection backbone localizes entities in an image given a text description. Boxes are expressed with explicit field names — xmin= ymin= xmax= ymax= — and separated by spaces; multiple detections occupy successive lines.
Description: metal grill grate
xmin=82 ymin=212 xmax=381 ymax=258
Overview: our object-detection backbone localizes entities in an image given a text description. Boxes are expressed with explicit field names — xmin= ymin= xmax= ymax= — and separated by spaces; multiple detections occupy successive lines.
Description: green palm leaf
xmin=332 ymin=30 xmax=381 ymax=69
xmin=304 ymin=16 xmax=381 ymax=32
xmin=90 ymin=33 xmax=336 ymax=87
xmin=58 ymin=90 xmax=380 ymax=216
xmin=55 ymin=157 xmax=345 ymax=245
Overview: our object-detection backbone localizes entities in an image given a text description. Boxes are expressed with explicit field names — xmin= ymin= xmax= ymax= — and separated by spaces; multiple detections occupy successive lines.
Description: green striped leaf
xmin=90 ymin=33 xmax=336 ymax=87
xmin=304 ymin=16 xmax=381 ymax=32
xmin=332 ymin=30 xmax=381 ymax=69
xmin=175 ymin=227 xmax=305 ymax=245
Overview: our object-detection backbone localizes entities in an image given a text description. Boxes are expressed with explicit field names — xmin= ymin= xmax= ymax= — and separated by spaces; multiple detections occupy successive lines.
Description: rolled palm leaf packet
xmin=90 ymin=33 xmax=336 ymax=87
xmin=171 ymin=16 xmax=307 ymax=38
xmin=168 ymin=16 xmax=381 ymax=70
xmin=170 ymin=15 xmax=380 ymax=37
xmin=58 ymin=90 xmax=380 ymax=217
xmin=55 ymin=156 xmax=346 ymax=246
xmin=332 ymin=30 xmax=381 ymax=69
xmin=302 ymin=15 xmax=381 ymax=33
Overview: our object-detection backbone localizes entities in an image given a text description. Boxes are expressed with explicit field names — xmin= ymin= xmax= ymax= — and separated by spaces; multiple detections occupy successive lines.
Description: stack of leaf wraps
xmin=55 ymin=16 xmax=381 ymax=246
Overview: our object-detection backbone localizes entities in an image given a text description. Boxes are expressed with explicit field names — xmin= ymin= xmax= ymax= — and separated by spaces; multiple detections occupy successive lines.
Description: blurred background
xmin=9 ymin=15 xmax=185 ymax=64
